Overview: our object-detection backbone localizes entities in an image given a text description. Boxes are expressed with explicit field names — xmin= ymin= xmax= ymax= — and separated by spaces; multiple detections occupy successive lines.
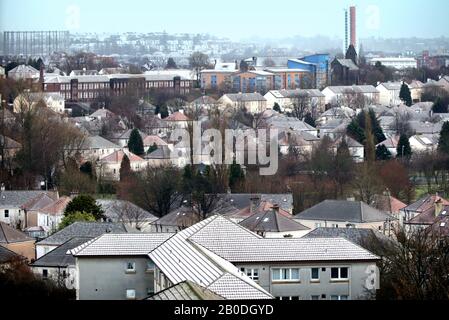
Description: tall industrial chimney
xmin=350 ymin=6 xmax=357 ymax=48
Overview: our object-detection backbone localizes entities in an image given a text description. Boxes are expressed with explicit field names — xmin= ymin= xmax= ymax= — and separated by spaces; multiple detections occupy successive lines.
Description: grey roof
xmin=145 ymin=145 xmax=172 ymax=159
xmin=335 ymin=59 xmax=360 ymax=71
xmin=151 ymin=206 xmax=203 ymax=228
xmin=296 ymin=200 xmax=393 ymax=223
xmin=37 ymin=222 xmax=130 ymax=246
xmin=378 ymin=82 xmax=402 ymax=90
xmin=239 ymin=209 xmax=309 ymax=233
xmin=274 ymin=89 xmax=325 ymax=98
xmin=304 ymin=227 xmax=392 ymax=250
xmin=217 ymin=194 xmax=293 ymax=213
xmin=71 ymin=233 xmax=172 ymax=256
xmin=326 ymin=85 xmax=378 ymax=94
xmin=188 ymin=215 xmax=380 ymax=263
xmin=0 ymin=191 xmax=58 ymax=209
xmin=408 ymin=121 xmax=443 ymax=134
xmin=147 ymin=281 xmax=225 ymax=300
xmin=223 ymin=93 xmax=266 ymax=102
xmin=96 ymin=199 xmax=157 ymax=223
xmin=31 ymin=237 xmax=91 ymax=267
xmin=0 ymin=222 xmax=34 ymax=244
xmin=148 ymin=216 xmax=274 ymax=300
xmin=0 ymin=245 xmax=22 ymax=263
xmin=81 ymin=136 xmax=120 ymax=150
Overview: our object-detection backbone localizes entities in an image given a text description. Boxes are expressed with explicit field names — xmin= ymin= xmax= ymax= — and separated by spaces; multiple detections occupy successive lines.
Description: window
xmin=126 ymin=262 xmax=136 ymax=273
xmin=42 ymin=269 xmax=48 ymax=279
xmin=311 ymin=268 xmax=320 ymax=281
xmin=311 ymin=295 xmax=320 ymax=300
xmin=278 ymin=296 xmax=300 ymax=300
xmin=272 ymin=268 xmax=300 ymax=282
xmin=332 ymin=224 xmax=339 ymax=228
xmin=4 ymin=210 xmax=9 ymax=218
xmin=315 ymin=223 xmax=322 ymax=228
xmin=331 ymin=295 xmax=349 ymax=300
xmin=241 ymin=268 xmax=259 ymax=281
xmin=331 ymin=267 xmax=349 ymax=280
xmin=126 ymin=289 xmax=136 ymax=300
xmin=146 ymin=260 xmax=155 ymax=271
xmin=147 ymin=288 xmax=154 ymax=296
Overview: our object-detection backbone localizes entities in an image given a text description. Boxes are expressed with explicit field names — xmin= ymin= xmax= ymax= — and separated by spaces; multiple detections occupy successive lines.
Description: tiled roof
xmin=146 ymin=280 xmax=225 ymax=300
xmin=32 ymin=237 xmax=91 ymax=267
xmin=335 ymin=59 xmax=360 ymax=71
xmin=218 ymin=193 xmax=293 ymax=213
xmin=37 ymin=222 xmax=130 ymax=246
xmin=143 ymin=135 xmax=168 ymax=147
xmin=223 ymin=93 xmax=267 ymax=102
xmin=81 ymin=136 xmax=120 ymax=150
xmin=21 ymin=193 xmax=56 ymax=211
xmin=304 ymin=227 xmax=392 ymax=251
xmin=239 ymin=207 xmax=310 ymax=233
xmin=146 ymin=145 xmax=172 ymax=159
xmin=148 ymin=216 xmax=273 ymax=300
xmin=296 ymin=200 xmax=394 ymax=223
xmin=100 ymin=150 xmax=145 ymax=163
xmin=0 ymin=191 xmax=58 ymax=209
xmin=371 ymin=194 xmax=407 ymax=214
xmin=325 ymin=85 xmax=378 ymax=94
xmin=0 ymin=222 xmax=34 ymax=244
xmin=0 ymin=245 xmax=22 ymax=263
xmin=96 ymin=199 xmax=157 ymax=222
xmin=188 ymin=216 xmax=379 ymax=263
xmin=70 ymin=233 xmax=172 ymax=256
xmin=403 ymin=194 xmax=449 ymax=213
xmin=164 ymin=112 xmax=190 ymax=122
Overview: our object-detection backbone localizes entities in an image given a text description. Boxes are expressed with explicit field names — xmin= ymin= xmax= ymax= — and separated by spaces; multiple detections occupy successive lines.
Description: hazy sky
xmin=1 ymin=0 xmax=448 ymax=40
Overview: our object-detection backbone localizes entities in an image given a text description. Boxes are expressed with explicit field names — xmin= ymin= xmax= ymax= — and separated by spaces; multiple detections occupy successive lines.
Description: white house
xmin=264 ymin=89 xmax=325 ymax=115
xmin=219 ymin=93 xmax=267 ymax=114
xmin=78 ymin=135 xmax=122 ymax=161
xmin=98 ymin=150 xmax=147 ymax=181
xmin=376 ymin=82 xmax=403 ymax=106
xmin=409 ymin=134 xmax=440 ymax=153
xmin=321 ymin=85 xmax=379 ymax=107
xmin=13 ymin=92 xmax=65 ymax=114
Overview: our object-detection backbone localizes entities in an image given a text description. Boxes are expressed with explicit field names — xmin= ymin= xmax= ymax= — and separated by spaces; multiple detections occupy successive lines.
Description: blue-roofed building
xmin=288 ymin=54 xmax=330 ymax=89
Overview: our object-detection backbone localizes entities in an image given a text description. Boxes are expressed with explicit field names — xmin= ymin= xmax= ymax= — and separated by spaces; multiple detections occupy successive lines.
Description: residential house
xmin=31 ymin=237 xmax=91 ymax=289
xmin=71 ymin=233 xmax=173 ymax=300
xmin=189 ymin=96 xmax=218 ymax=111
xmin=0 ymin=135 xmax=22 ymax=162
xmin=376 ymin=135 xmax=400 ymax=157
xmin=0 ymin=190 xmax=58 ymax=228
xmin=264 ymin=114 xmax=318 ymax=137
xmin=438 ymin=76 xmax=449 ymax=92
xmin=0 ymin=245 xmax=23 ymax=265
xmin=318 ymin=119 xmax=351 ymax=140
xmin=321 ymin=85 xmax=379 ymax=107
xmin=295 ymin=200 xmax=396 ymax=234
xmin=219 ymin=193 xmax=294 ymax=215
xmin=150 ymin=206 xmax=201 ymax=233
xmin=96 ymin=199 xmax=158 ymax=231
xmin=239 ymin=204 xmax=310 ymax=238
xmin=21 ymin=193 xmax=60 ymax=235
xmin=405 ymin=204 xmax=449 ymax=233
xmin=145 ymin=145 xmax=175 ymax=167
xmin=77 ymin=135 xmax=121 ymax=161
xmin=219 ymin=93 xmax=267 ymax=114
xmin=376 ymin=82 xmax=404 ymax=106
xmin=278 ymin=130 xmax=320 ymax=156
xmin=408 ymin=121 xmax=442 ymax=135
xmin=152 ymin=215 xmax=379 ymax=300
xmin=143 ymin=135 xmax=169 ymax=153
xmin=408 ymin=80 xmax=424 ymax=103
xmin=331 ymin=135 xmax=364 ymax=162
xmin=400 ymin=194 xmax=449 ymax=227
xmin=264 ymin=89 xmax=325 ymax=115
xmin=370 ymin=194 xmax=407 ymax=220
xmin=98 ymin=150 xmax=147 ymax=181
xmin=13 ymin=92 xmax=65 ymax=114
xmin=110 ymin=129 xmax=147 ymax=148
xmin=409 ymin=134 xmax=440 ymax=153
xmin=35 ymin=221 xmax=131 ymax=259
xmin=0 ymin=221 xmax=36 ymax=261
xmin=162 ymin=111 xmax=191 ymax=130
xmin=304 ymin=227 xmax=392 ymax=253
xmin=316 ymin=107 xmax=355 ymax=127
